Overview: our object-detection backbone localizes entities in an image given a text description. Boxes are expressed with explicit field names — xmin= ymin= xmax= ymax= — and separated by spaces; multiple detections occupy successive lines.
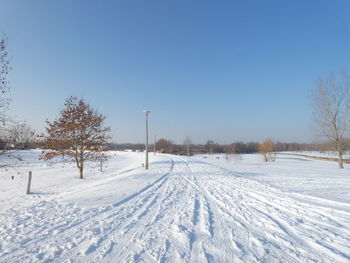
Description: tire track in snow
xmin=195 ymin=162 xmax=350 ymax=262
xmin=102 ymin=156 xmax=199 ymax=262
xmin=175 ymin=157 xmax=245 ymax=262
xmin=61 ymin=158 xmax=176 ymax=261
xmin=212 ymin=175 xmax=350 ymax=257
xmin=0 ymin=159 xmax=175 ymax=263
xmin=78 ymin=158 xmax=350 ymax=262
xmin=2 ymin=155 xmax=350 ymax=263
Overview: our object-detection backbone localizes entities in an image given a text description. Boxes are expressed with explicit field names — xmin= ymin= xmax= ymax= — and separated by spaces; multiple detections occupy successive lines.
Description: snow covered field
xmin=1 ymin=151 xmax=350 ymax=262
xmin=195 ymin=154 xmax=350 ymax=204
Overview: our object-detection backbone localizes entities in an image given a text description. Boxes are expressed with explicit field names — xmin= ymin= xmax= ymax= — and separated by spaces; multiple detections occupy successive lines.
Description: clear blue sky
xmin=1 ymin=0 xmax=350 ymax=144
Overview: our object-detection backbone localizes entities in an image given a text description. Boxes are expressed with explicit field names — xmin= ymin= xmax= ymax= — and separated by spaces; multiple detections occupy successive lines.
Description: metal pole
xmin=26 ymin=171 xmax=32 ymax=194
xmin=145 ymin=113 xmax=149 ymax=169
xmin=154 ymin=134 xmax=156 ymax=156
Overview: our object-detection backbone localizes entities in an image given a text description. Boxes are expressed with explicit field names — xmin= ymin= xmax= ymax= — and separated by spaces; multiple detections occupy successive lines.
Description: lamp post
xmin=144 ymin=110 xmax=150 ymax=169
xmin=154 ymin=134 xmax=156 ymax=156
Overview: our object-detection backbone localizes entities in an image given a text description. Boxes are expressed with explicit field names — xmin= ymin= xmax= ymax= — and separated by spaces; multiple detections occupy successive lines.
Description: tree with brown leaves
xmin=258 ymin=140 xmax=276 ymax=162
xmin=40 ymin=97 xmax=111 ymax=179
xmin=155 ymin=138 xmax=173 ymax=154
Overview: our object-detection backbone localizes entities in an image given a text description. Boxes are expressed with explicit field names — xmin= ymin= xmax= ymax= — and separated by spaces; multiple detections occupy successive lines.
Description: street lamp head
xmin=144 ymin=110 xmax=151 ymax=115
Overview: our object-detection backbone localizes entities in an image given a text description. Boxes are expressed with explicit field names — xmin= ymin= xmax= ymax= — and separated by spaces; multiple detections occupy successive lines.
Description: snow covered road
xmin=1 ymin=154 xmax=350 ymax=262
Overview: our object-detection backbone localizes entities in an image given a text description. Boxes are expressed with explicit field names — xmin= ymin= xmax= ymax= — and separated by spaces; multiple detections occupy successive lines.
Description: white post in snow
xmin=154 ymin=134 xmax=156 ymax=156
xmin=26 ymin=171 xmax=32 ymax=194
xmin=144 ymin=110 xmax=150 ymax=170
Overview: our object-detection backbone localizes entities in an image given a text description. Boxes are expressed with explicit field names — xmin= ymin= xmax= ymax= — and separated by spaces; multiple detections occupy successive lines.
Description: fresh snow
xmin=0 ymin=151 xmax=350 ymax=262
xmin=194 ymin=154 xmax=350 ymax=204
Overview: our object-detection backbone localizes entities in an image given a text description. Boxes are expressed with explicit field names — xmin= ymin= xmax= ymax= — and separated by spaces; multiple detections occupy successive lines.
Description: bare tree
xmin=205 ymin=140 xmax=215 ymax=154
xmin=312 ymin=71 xmax=350 ymax=169
xmin=183 ymin=136 xmax=192 ymax=156
xmin=0 ymin=34 xmax=11 ymax=123
xmin=0 ymin=34 xmax=10 ymax=135
xmin=8 ymin=121 xmax=36 ymax=148
xmin=0 ymin=34 xmax=21 ymax=168
xmin=224 ymin=143 xmax=242 ymax=164
xmin=258 ymin=140 xmax=276 ymax=162
xmin=40 ymin=97 xmax=111 ymax=179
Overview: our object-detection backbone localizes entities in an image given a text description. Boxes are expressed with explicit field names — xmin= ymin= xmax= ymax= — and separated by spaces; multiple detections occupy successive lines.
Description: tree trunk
xmin=336 ymin=140 xmax=344 ymax=169
xmin=338 ymin=151 xmax=344 ymax=169
xmin=79 ymin=152 xmax=84 ymax=179
xmin=79 ymin=165 xmax=84 ymax=179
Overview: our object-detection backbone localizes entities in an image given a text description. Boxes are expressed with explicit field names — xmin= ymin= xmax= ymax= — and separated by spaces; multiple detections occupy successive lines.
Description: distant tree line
xmin=108 ymin=140 xmax=350 ymax=156
xmin=109 ymin=143 xmax=145 ymax=151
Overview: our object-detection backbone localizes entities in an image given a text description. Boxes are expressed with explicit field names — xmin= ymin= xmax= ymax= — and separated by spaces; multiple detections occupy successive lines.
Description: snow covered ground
xmin=194 ymin=154 xmax=350 ymax=204
xmin=0 ymin=151 xmax=350 ymax=262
